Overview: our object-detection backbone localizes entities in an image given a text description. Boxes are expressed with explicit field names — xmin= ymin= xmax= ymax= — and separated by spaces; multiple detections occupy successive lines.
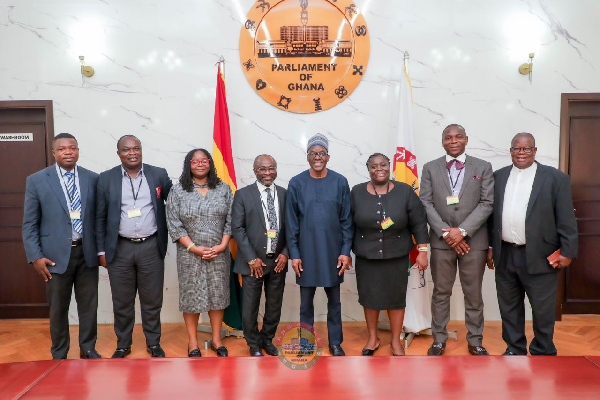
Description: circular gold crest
xmin=240 ymin=0 xmax=370 ymax=113
xmin=275 ymin=322 xmax=323 ymax=370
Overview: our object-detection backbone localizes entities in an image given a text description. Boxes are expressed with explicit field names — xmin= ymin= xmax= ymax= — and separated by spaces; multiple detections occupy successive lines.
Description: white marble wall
xmin=2 ymin=0 xmax=599 ymax=324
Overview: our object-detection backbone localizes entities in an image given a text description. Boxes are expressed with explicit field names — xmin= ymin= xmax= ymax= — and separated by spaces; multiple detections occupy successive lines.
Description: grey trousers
xmin=107 ymin=236 xmax=164 ymax=348
xmin=46 ymin=244 xmax=99 ymax=359
xmin=430 ymin=248 xmax=486 ymax=347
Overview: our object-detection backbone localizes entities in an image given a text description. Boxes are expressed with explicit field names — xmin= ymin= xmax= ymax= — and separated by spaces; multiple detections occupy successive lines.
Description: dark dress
xmin=350 ymin=181 xmax=429 ymax=310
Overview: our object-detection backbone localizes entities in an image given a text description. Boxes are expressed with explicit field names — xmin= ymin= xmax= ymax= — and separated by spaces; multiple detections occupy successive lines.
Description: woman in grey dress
xmin=166 ymin=148 xmax=233 ymax=357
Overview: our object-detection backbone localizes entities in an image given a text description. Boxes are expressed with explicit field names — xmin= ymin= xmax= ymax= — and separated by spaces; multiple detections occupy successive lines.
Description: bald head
xmin=511 ymin=132 xmax=536 ymax=148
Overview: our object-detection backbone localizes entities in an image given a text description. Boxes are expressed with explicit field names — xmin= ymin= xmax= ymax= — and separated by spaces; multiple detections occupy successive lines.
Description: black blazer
xmin=95 ymin=163 xmax=172 ymax=263
xmin=489 ymin=162 xmax=578 ymax=275
xmin=231 ymin=183 xmax=288 ymax=276
xmin=351 ymin=181 xmax=429 ymax=260
xmin=23 ymin=165 xmax=99 ymax=273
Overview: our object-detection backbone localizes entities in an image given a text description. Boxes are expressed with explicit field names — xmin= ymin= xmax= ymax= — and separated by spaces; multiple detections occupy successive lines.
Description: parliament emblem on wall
xmin=240 ymin=0 xmax=370 ymax=113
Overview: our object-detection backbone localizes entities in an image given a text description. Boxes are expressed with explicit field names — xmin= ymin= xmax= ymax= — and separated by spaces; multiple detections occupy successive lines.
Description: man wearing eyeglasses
xmin=286 ymin=133 xmax=353 ymax=356
xmin=231 ymin=155 xmax=288 ymax=357
xmin=96 ymin=135 xmax=172 ymax=358
xmin=487 ymin=132 xmax=577 ymax=355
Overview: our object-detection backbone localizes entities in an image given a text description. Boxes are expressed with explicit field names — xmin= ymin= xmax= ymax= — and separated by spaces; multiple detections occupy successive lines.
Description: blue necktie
xmin=65 ymin=171 xmax=83 ymax=235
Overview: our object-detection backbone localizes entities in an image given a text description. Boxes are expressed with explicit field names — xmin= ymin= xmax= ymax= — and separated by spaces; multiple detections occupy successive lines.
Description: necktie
xmin=446 ymin=159 xmax=465 ymax=170
xmin=265 ymin=187 xmax=278 ymax=250
xmin=65 ymin=171 xmax=83 ymax=235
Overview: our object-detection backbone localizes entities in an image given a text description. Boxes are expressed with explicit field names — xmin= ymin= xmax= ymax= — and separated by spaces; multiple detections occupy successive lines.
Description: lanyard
xmin=60 ymin=169 xmax=77 ymax=208
xmin=371 ymin=181 xmax=390 ymax=219
xmin=127 ymin=171 xmax=144 ymax=206
xmin=447 ymin=168 xmax=463 ymax=192
xmin=260 ymin=186 xmax=278 ymax=227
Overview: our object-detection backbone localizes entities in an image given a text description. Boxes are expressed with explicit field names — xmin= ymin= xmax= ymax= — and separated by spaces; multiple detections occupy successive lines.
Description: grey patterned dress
xmin=166 ymin=182 xmax=233 ymax=313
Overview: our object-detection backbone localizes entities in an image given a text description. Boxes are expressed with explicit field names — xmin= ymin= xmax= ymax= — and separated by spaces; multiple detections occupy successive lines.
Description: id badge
xmin=446 ymin=195 xmax=460 ymax=205
xmin=128 ymin=208 xmax=142 ymax=218
xmin=381 ymin=217 xmax=394 ymax=230
xmin=267 ymin=229 xmax=277 ymax=239
xmin=69 ymin=210 xmax=81 ymax=220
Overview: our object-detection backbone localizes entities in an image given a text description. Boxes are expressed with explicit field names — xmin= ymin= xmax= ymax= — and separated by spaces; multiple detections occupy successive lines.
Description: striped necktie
xmin=65 ymin=171 xmax=83 ymax=235
xmin=265 ymin=187 xmax=278 ymax=250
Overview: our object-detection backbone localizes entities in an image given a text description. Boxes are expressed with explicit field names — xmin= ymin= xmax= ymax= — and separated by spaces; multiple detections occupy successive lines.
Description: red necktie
xmin=446 ymin=159 xmax=465 ymax=170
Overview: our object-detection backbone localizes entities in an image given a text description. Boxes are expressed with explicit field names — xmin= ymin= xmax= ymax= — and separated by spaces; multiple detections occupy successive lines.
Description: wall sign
xmin=240 ymin=0 xmax=370 ymax=113
xmin=0 ymin=133 xmax=33 ymax=141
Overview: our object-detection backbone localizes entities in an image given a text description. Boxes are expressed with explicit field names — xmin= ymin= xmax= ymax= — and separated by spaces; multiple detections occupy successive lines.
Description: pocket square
xmin=473 ymin=176 xmax=482 ymax=180
xmin=156 ymin=186 xmax=162 ymax=198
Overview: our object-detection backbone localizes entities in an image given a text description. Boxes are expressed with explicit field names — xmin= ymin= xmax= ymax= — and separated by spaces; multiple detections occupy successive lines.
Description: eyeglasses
xmin=255 ymin=166 xmax=277 ymax=173
xmin=308 ymin=151 xmax=328 ymax=158
xmin=190 ymin=158 xmax=210 ymax=166
xmin=510 ymin=147 xmax=535 ymax=154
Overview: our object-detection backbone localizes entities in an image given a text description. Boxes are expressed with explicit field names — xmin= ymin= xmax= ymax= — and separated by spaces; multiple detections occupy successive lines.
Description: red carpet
xmin=2 ymin=356 xmax=600 ymax=399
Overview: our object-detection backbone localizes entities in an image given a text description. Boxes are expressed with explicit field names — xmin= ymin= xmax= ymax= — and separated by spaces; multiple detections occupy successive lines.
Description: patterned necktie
xmin=65 ymin=171 xmax=83 ymax=235
xmin=446 ymin=159 xmax=465 ymax=170
xmin=265 ymin=187 xmax=278 ymax=250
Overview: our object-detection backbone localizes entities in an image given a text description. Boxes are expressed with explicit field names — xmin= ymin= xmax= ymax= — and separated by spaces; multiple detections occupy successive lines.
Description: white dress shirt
xmin=256 ymin=180 xmax=280 ymax=254
xmin=502 ymin=163 xmax=538 ymax=245
xmin=56 ymin=164 xmax=82 ymax=241
xmin=445 ymin=153 xmax=466 ymax=196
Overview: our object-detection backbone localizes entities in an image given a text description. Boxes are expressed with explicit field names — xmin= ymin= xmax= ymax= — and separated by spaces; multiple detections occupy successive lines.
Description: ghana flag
xmin=213 ymin=62 xmax=243 ymax=331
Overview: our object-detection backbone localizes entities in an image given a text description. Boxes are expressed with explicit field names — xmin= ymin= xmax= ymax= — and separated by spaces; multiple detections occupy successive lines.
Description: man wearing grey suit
xmin=231 ymin=155 xmax=288 ymax=357
xmin=23 ymin=133 xmax=101 ymax=359
xmin=420 ymin=124 xmax=494 ymax=356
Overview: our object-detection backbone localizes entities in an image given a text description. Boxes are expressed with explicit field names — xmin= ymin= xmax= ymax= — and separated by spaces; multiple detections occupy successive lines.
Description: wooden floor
xmin=1 ymin=315 xmax=599 ymax=362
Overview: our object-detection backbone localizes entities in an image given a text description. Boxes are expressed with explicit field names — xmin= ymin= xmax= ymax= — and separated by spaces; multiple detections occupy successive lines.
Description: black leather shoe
xmin=427 ymin=342 xmax=445 ymax=356
xmin=468 ymin=345 xmax=489 ymax=355
xmin=249 ymin=347 xmax=264 ymax=357
xmin=502 ymin=350 xmax=520 ymax=355
xmin=211 ymin=344 xmax=228 ymax=357
xmin=147 ymin=344 xmax=166 ymax=358
xmin=80 ymin=349 xmax=102 ymax=359
xmin=362 ymin=339 xmax=381 ymax=356
xmin=329 ymin=344 xmax=345 ymax=356
xmin=111 ymin=347 xmax=131 ymax=358
xmin=188 ymin=349 xmax=202 ymax=357
xmin=262 ymin=341 xmax=278 ymax=356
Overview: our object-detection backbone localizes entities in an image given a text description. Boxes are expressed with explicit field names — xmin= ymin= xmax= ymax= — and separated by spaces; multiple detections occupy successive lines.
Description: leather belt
xmin=71 ymin=239 xmax=83 ymax=247
xmin=119 ymin=232 xmax=157 ymax=243
xmin=502 ymin=240 xmax=525 ymax=248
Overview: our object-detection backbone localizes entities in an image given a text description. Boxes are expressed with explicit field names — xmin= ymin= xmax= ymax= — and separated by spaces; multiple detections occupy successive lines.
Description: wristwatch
xmin=459 ymin=228 xmax=467 ymax=237
xmin=248 ymin=259 xmax=256 ymax=266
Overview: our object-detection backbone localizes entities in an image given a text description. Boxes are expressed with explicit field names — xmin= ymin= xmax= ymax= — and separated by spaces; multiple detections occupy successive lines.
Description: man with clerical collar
xmin=286 ymin=133 xmax=353 ymax=356
xmin=23 ymin=133 xmax=101 ymax=359
xmin=232 ymin=154 xmax=289 ymax=357
xmin=487 ymin=132 xmax=577 ymax=355
xmin=420 ymin=124 xmax=494 ymax=356
xmin=96 ymin=134 xmax=172 ymax=358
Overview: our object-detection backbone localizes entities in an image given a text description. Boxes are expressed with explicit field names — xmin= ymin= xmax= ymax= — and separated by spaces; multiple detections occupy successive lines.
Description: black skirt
xmin=355 ymin=255 xmax=410 ymax=310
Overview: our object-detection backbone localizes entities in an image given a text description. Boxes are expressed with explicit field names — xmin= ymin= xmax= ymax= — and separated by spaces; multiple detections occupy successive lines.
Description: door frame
xmin=557 ymin=93 xmax=600 ymax=320
xmin=0 ymin=100 xmax=55 ymax=165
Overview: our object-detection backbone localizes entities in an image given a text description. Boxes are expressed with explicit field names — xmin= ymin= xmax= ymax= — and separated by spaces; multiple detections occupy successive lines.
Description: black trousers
xmin=241 ymin=264 xmax=286 ymax=348
xmin=496 ymin=242 xmax=558 ymax=355
xmin=107 ymin=236 xmax=164 ymax=348
xmin=46 ymin=244 xmax=99 ymax=359
xmin=300 ymin=285 xmax=343 ymax=346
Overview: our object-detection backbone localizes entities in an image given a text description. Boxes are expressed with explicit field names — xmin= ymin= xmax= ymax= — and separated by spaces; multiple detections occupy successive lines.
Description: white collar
xmin=56 ymin=163 xmax=78 ymax=176
xmin=445 ymin=153 xmax=467 ymax=163
xmin=511 ymin=162 xmax=537 ymax=174
xmin=256 ymin=180 xmax=276 ymax=193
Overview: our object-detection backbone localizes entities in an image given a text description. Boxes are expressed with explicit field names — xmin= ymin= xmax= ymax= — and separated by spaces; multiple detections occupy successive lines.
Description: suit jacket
xmin=231 ymin=183 xmax=288 ymax=276
xmin=420 ymin=155 xmax=494 ymax=250
xmin=95 ymin=163 xmax=172 ymax=263
xmin=23 ymin=164 xmax=99 ymax=274
xmin=489 ymin=162 xmax=578 ymax=275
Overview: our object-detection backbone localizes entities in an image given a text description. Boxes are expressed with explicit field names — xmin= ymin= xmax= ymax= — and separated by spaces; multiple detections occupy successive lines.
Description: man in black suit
xmin=96 ymin=135 xmax=172 ymax=358
xmin=232 ymin=155 xmax=288 ymax=357
xmin=487 ymin=132 xmax=578 ymax=355
xmin=23 ymin=133 xmax=101 ymax=359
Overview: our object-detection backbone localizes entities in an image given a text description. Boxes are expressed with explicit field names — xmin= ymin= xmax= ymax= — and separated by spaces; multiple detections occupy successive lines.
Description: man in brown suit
xmin=420 ymin=124 xmax=494 ymax=355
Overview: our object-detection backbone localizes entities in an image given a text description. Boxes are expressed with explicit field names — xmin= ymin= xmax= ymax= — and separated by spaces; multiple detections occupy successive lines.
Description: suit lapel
xmin=143 ymin=164 xmax=159 ymax=213
xmin=458 ymin=156 xmax=472 ymax=198
xmin=526 ymin=163 xmax=546 ymax=219
xmin=251 ymin=183 xmax=267 ymax=230
xmin=438 ymin=157 xmax=452 ymax=195
xmin=46 ymin=165 xmax=69 ymax=215
xmin=276 ymin=185 xmax=285 ymax=228
xmin=113 ymin=165 xmax=123 ymax=207
xmin=496 ymin=167 xmax=510 ymax=214
xmin=78 ymin=167 xmax=88 ymax=218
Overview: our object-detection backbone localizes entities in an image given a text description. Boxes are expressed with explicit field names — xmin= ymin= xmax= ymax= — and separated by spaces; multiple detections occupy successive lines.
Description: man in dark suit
xmin=487 ymin=132 xmax=578 ymax=355
xmin=23 ymin=133 xmax=101 ymax=359
xmin=232 ymin=155 xmax=288 ymax=357
xmin=96 ymin=135 xmax=172 ymax=358
xmin=420 ymin=124 xmax=494 ymax=356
